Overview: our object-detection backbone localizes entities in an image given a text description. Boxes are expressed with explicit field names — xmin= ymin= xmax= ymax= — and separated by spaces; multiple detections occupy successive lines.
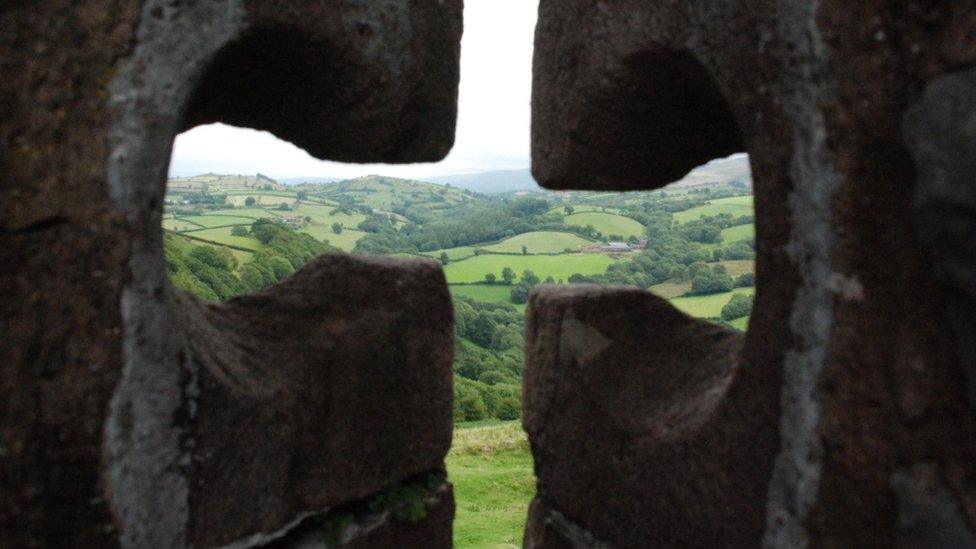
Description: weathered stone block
xmin=1 ymin=0 xmax=463 ymax=546
xmin=522 ymin=285 xmax=779 ymax=547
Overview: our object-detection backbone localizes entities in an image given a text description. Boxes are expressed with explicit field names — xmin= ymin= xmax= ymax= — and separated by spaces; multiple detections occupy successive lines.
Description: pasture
xmin=223 ymin=193 xmax=295 ymax=207
xmin=298 ymin=225 xmax=367 ymax=251
xmin=480 ymin=231 xmax=591 ymax=254
xmin=183 ymin=226 xmax=265 ymax=251
xmin=673 ymin=195 xmax=754 ymax=224
xmin=447 ymin=421 xmax=533 ymax=549
xmin=670 ymin=287 xmax=755 ymax=318
xmin=720 ymin=223 xmax=755 ymax=243
xmin=442 ymin=254 xmax=617 ymax=284
xmin=564 ymin=211 xmax=645 ymax=239
xmin=450 ymin=285 xmax=526 ymax=312
xmin=421 ymin=246 xmax=479 ymax=261
xmin=177 ymin=214 xmax=256 ymax=228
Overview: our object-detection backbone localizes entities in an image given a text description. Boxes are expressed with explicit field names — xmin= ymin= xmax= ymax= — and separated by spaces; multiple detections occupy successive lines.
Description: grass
xmin=729 ymin=316 xmax=750 ymax=331
xmin=223 ymin=193 xmax=295 ymax=207
xmin=480 ymin=231 xmax=591 ymax=255
xmin=293 ymin=204 xmax=366 ymax=227
xmin=673 ymin=196 xmax=754 ymax=224
xmin=162 ymin=218 xmax=204 ymax=232
xmin=298 ymin=225 xmax=366 ymax=251
xmin=442 ymin=254 xmax=616 ymax=284
xmin=185 ymin=226 xmax=265 ymax=251
xmin=720 ymin=223 xmax=754 ymax=243
xmin=670 ymin=287 xmax=755 ymax=318
xmin=448 ymin=421 xmax=534 ymax=549
xmin=563 ymin=211 xmax=645 ymax=239
xmin=422 ymin=246 xmax=479 ymax=261
xmin=178 ymin=214 xmax=255 ymax=228
xmin=450 ymin=284 xmax=526 ymax=313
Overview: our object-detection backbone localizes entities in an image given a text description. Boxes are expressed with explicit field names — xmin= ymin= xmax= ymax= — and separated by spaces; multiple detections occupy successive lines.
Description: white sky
xmin=169 ymin=0 xmax=539 ymax=179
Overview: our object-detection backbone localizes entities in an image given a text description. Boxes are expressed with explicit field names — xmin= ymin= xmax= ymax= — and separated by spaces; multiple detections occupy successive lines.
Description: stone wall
xmin=2 ymin=0 xmax=975 ymax=547
xmin=525 ymin=0 xmax=976 ymax=547
xmin=1 ymin=1 xmax=462 ymax=547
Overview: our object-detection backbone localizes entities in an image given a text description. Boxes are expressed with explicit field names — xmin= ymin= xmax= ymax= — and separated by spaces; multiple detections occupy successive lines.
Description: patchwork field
xmin=421 ymin=246 xmax=479 ymax=261
xmin=223 ymin=194 xmax=295 ymax=207
xmin=298 ymin=225 xmax=367 ymax=251
xmin=292 ymin=204 xmax=367 ymax=227
xmin=447 ymin=421 xmax=534 ymax=549
xmin=450 ymin=285 xmax=526 ymax=313
xmin=720 ymin=223 xmax=755 ymax=243
xmin=177 ymin=214 xmax=256 ymax=228
xmin=673 ymin=195 xmax=754 ymax=224
xmin=162 ymin=218 xmax=204 ymax=231
xmin=480 ymin=231 xmax=592 ymax=255
xmin=184 ymin=226 xmax=265 ymax=251
xmin=442 ymin=254 xmax=617 ymax=284
xmin=563 ymin=211 xmax=645 ymax=239
xmin=670 ymin=287 xmax=755 ymax=318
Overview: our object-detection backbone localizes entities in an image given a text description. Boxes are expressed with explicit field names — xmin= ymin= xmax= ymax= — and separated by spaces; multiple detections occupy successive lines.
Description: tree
xmin=501 ymin=267 xmax=516 ymax=285
xmin=230 ymin=225 xmax=248 ymax=237
xmin=296 ymin=190 xmax=308 ymax=200
xmin=510 ymin=282 xmax=530 ymax=304
xmin=564 ymin=205 xmax=575 ymax=215
xmin=245 ymin=196 xmax=256 ymax=206
xmin=332 ymin=222 xmax=343 ymax=234
xmin=439 ymin=252 xmax=450 ymax=266
xmin=721 ymin=293 xmax=754 ymax=321
xmin=521 ymin=269 xmax=540 ymax=287
xmin=484 ymin=273 xmax=497 ymax=284
xmin=733 ymin=272 xmax=755 ymax=287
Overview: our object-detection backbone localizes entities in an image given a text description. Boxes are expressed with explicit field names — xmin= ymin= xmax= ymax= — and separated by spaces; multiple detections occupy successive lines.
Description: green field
xmin=206 ymin=208 xmax=270 ymax=219
xmin=162 ymin=218 xmax=204 ymax=231
xmin=450 ymin=285 xmax=526 ymax=313
xmin=178 ymin=214 xmax=256 ymax=228
xmin=670 ymin=287 xmax=755 ymax=318
xmin=720 ymin=223 xmax=755 ymax=243
xmin=442 ymin=254 xmax=616 ymax=284
xmin=673 ymin=195 xmax=754 ymax=224
xmin=293 ymin=204 xmax=366 ymax=227
xmin=448 ymin=421 xmax=534 ymax=548
xmin=729 ymin=316 xmax=750 ymax=331
xmin=298 ymin=225 xmax=367 ymax=251
xmin=184 ymin=226 xmax=265 ymax=251
xmin=549 ymin=205 xmax=620 ymax=215
xmin=422 ymin=246 xmax=479 ymax=261
xmin=223 ymin=193 xmax=295 ymax=207
xmin=480 ymin=231 xmax=591 ymax=254
xmin=563 ymin=211 xmax=645 ymax=239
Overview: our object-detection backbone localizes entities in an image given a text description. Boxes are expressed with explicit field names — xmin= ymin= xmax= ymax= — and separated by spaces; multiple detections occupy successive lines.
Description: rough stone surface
xmin=269 ymin=482 xmax=456 ymax=549
xmin=522 ymin=285 xmax=778 ymax=547
xmin=1 ymin=1 xmax=462 ymax=547
xmin=530 ymin=0 xmax=976 ymax=546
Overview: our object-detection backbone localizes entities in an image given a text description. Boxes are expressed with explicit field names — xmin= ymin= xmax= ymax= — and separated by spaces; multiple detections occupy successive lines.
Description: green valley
xmin=162 ymin=171 xmax=756 ymax=548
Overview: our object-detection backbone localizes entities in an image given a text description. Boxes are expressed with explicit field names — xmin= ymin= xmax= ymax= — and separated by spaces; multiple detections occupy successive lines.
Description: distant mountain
xmin=425 ymin=169 xmax=538 ymax=194
xmin=669 ymin=154 xmax=752 ymax=188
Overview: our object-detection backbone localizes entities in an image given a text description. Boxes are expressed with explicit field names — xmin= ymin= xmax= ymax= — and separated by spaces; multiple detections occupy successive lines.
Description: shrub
xmin=734 ymin=272 xmax=755 ymax=287
xmin=721 ymin=293 xmax=754 ymax=321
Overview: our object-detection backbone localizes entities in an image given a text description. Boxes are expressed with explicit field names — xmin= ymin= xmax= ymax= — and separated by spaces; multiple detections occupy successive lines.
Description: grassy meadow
xmin=563 ymin=211 xmax=645 ymax=239
xmin=448 ymin=421 xmax=534 ymax=549
xmin=450 ymin=285 xmax=527 ymax=313
xmin=480 ymin=231 xmax=592 ymax=254
xmin=442 ymin=253 xmax=617 ymax=284
xmin=670 ymin=287 xmax=755 ymax=318
xmin=673 ymin=195 xmax=754 ymax=224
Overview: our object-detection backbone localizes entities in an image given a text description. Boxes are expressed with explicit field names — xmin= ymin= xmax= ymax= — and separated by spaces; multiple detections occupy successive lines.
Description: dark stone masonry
xmin=1 ymin=0 xmax=974 ymax=547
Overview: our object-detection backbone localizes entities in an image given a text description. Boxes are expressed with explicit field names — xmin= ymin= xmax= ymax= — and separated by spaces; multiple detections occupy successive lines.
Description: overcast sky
xmin=169 ymin=0 xmax=539 ymax=179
